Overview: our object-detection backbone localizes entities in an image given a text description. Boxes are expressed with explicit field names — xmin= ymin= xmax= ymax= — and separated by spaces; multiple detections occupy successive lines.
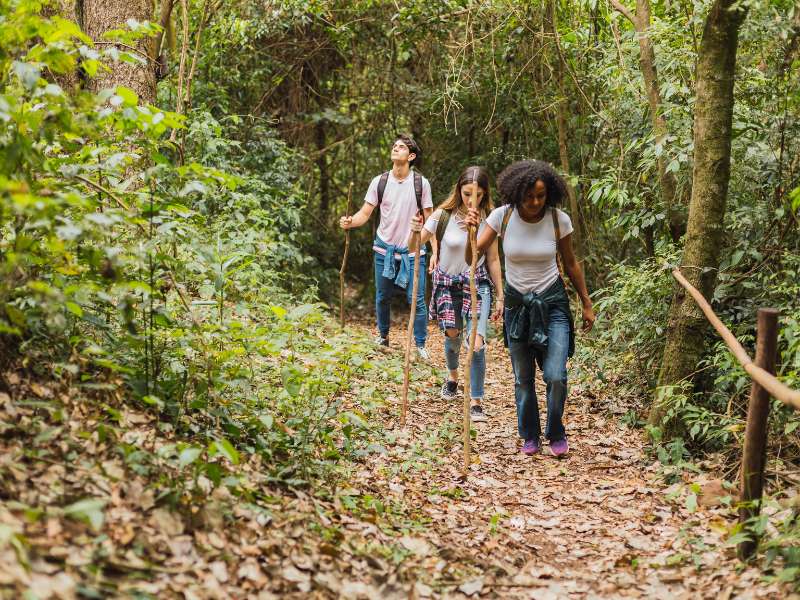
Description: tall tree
xmin=609 ymin=0 xmax=687 ymax=242
xmin=82 ymin=0 xmax=156 ymax=103
xmin=651 ymin=0 xmax=749 ymax=431
xmin=551 ymin=0 xmax=585 ymax=263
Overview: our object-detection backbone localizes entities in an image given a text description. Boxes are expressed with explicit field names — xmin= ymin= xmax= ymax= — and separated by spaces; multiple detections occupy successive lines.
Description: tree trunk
xmin=556 ymin=99 xmax=584 ymax=261
xmin=316 ymin=120 xmax=330 ymax=216
xmin=611 ymin=0 xmax=687 ymax=241
xmin=550 ymin=0 xmax=584 ymax=262
xmin=650 ymin=0 xmax=748 ymax=432
xmin=83 ymin=0 xmax=156 ymax=104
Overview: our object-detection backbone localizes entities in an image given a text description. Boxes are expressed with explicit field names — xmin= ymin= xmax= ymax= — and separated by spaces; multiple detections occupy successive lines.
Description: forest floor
xmin=327 ymin=317 xmax=787 ymax=599
xmin=0 ymin=308 xmax=792 ymax=599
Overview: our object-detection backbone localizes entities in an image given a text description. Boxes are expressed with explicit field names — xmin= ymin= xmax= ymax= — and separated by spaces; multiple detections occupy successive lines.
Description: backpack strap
xmin=376 ymin=171 xmax=390 ymax=208
xmin=413 ymin=171 xmax=424 ymax=213
xmin=500 ymin=205 xmax=513 ymax=239
xmin=551 ymin=206 xmax=561 ymax=240
xmin=434 ymin=209 xmax=451 ymax=264
xmin=552 ymin=207 xmax=565 ymax=278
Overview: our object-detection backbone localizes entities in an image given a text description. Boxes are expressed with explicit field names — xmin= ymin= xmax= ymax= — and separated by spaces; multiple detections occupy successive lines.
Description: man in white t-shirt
xmin=339 ymin=135 xmax=433 ymax=358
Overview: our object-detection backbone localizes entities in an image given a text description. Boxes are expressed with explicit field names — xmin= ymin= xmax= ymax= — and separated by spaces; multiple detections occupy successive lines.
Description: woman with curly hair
xmin=408 ymin=166 xmax=503 ymax=421
xmin=465 ymin=159 xmax=594 ymax=456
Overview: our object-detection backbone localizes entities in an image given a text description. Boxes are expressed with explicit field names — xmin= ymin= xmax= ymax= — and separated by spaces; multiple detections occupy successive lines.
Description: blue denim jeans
xmin=507 ymin=306 xmax=570 ymax=442
xmin=374 ymin=251 xmax=428 ymax=347
xmin=443 ymin=285 xmax=490 ymax=400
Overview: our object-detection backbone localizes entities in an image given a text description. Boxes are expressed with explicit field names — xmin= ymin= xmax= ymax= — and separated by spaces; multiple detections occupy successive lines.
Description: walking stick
xmin=400 ymin=224 xmax=422 ymax=427
xmin=339 ymin=182 xmax=354 ymax=329
xmin=462 ymin=190 xmax=479 ymax=474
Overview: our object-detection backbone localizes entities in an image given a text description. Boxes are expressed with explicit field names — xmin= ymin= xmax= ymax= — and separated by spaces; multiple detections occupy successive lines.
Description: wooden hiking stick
xmin=462 ymin=188 xmax=479 ymax=474
xmin=400 ymin=227 xmax=422 ymax=427
xmin=339 ymin=182 xmax=354 ymax=329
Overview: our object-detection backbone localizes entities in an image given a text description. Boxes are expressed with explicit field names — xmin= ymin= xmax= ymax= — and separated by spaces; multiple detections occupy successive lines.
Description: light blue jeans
xmin=507 ymin=307 xmax=570 ymax=442
xmin=374 ymin=251 xmax=427 ymax=347
xmin=443 ymin=284 xmax=491 ymax=400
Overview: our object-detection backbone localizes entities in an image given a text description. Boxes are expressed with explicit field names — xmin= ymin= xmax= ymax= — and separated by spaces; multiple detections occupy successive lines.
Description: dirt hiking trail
xmin=348 ymin=317 xmax=784 ymax=599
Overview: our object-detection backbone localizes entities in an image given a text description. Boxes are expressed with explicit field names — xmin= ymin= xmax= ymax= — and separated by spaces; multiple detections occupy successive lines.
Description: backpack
xmin=499 ymin=206 xmax=564 ymax=277
xmin=375 ymin=170 xmax=424 ymax=224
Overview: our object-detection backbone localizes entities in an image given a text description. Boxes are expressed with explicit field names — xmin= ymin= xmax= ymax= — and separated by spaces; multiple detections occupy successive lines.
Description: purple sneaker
xmin=550 ymin=438 xmax=569 ymax=457
xmin=521 ymin=439 xmax=540 ymax=456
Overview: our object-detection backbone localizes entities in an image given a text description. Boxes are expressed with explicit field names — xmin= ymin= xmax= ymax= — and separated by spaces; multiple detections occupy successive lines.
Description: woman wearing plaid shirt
xmin=408 ymin=166 xmax=503 ymax=421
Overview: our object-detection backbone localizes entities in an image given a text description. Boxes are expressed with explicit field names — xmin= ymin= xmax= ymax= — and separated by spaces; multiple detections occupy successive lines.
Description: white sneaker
xmin=416 ymin=346 xmax=430 ymax=361
xmin=375 ymin=336 xmax=389 ymax=347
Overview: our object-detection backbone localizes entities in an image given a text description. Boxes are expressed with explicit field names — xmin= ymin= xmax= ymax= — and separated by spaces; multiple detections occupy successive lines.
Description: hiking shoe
xmin=440 ymin=380 xmax=458 ymax=399
xmin=375 ymin=336 xmax=389 ymax=347
xmin=521 ymin=439 xmax=540 ymax=456
xmin=416 ymin=346 xmax=430 ymax=361
xmin=550 ymin=438 xmax=569 ymax=457
xmin=470 ymin=405 xmax=487 ymax=422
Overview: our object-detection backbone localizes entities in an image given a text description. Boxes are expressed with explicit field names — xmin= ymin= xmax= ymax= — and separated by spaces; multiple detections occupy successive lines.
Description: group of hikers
xmin=339 ymin=134 xmax=595 ymax=457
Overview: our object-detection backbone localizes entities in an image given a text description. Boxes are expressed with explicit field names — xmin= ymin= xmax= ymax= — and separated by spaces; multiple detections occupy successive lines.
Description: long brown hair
xmin=437 ymin=165 xmax=493 ymax=218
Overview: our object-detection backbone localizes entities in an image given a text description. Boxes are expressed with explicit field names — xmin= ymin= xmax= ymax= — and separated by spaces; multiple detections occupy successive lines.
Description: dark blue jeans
xmin=507 ymin=307 xmax=570 ymax=442
xmin=374 ymin=251 xmax=427 ymax=347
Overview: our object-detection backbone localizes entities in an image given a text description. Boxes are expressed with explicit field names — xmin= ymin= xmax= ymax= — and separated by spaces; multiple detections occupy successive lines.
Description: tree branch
xmin=609 ymin=0 xmax=638 ymax=28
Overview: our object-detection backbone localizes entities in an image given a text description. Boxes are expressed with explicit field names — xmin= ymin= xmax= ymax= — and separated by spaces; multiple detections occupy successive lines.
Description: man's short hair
xmin=396 ymin=133 xmax=421 ymax=167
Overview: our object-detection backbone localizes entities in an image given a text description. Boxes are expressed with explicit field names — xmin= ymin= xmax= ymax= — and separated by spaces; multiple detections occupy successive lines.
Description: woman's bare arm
xmin=558 ymin=233 xmax=595 ymax=331
xmin=485 ymin=239 xmax=504 ymax=320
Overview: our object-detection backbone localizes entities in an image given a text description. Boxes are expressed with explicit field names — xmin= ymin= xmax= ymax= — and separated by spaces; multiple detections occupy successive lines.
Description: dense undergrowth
xmin=0 ymin=8 xmax=443 ymax=595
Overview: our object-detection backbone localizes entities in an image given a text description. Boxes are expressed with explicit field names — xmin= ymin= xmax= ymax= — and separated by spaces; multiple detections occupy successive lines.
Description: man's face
xmin=391 ymin=140 xmax=415 ymax=164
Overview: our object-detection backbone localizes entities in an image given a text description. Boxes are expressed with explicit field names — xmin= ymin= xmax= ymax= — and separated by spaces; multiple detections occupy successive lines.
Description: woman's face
xmin=520 ymin=180 xmax=547 ymax=218
xmin=460 ymin=182 xmax=484 ymax=208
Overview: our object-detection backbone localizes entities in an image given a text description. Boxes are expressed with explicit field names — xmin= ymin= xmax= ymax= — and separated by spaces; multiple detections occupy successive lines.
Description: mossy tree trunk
xmin=650 ymin=0 xmax=749 ymax=432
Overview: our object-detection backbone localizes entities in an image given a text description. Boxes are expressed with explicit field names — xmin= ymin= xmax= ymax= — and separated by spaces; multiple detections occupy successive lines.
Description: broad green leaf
xmin=179 ymin=446 xmax=202 ymax=468
xmin=210 ymin=438 xmax=239 ymax=465
xmin=65 ymin=302 xmax=83 ymax=317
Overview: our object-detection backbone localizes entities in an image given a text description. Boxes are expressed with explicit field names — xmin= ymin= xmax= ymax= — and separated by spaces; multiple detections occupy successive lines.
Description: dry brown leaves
xmin=0 ymin=318 xmax=791 ymax=599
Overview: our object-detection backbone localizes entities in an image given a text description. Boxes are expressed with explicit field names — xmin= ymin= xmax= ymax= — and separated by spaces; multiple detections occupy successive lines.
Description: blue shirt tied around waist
xmin=504 ymin=277 xmax=575 ymax=362
xmin=373 ymin=235 xmax=413 ymax=289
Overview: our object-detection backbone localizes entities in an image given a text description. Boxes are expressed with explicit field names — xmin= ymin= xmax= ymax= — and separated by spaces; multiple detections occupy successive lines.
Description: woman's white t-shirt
xmin=424 ymin=209 xmax=486 ymax=276
xmin=485 ymin=206 xmax=573 ymax=294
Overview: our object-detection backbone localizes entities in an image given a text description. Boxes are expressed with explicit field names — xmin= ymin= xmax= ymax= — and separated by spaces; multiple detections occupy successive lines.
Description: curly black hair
xmin=496 ymin=159 xmax=567 ymax=209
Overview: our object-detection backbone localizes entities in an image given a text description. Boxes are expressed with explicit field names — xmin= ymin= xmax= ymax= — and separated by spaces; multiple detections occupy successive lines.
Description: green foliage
xmin=0 ymin=4 xmax=368 ymax=494
xmin=575 ymin=249 xmax=677 ymax=406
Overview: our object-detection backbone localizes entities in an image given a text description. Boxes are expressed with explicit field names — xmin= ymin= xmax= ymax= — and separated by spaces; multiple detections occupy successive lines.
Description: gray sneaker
xmin=416 ymin=346 xmax=430 ymax=361
xmin=440 ymin=380 xmax=458 ymax=399
xmin=470 ymin=405 xmax=487 ymax=422
xmin=375 ymin=336 xmax=389 ymax=347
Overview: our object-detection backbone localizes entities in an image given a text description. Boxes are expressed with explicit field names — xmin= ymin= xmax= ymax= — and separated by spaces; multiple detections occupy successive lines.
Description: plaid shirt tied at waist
xmin=429 ymin=264 xmax=492 ymax=331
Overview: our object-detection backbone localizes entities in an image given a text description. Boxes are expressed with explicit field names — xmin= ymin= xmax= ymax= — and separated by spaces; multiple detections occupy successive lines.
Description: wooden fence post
xmin=738 ymin=308 xmax=779 ymax=560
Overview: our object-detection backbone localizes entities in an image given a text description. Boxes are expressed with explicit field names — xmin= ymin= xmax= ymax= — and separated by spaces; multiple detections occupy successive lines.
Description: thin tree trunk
xmin=610 ymin=0 xmax=687 ymax=242
xmin=83 ymin=0 xmax=156 ymax=103
xmin=550 ymin=1 xmax=585 ymax=264
xmin=152 ymin=0 xmax=175 ymax=62
xmin=650 ymin=0 xmax=749 ymax=432
xmin=316 ymin=120 xmax=330 ymax=216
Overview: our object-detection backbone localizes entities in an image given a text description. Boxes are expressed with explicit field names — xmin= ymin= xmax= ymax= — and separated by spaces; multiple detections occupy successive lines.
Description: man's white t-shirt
xmin=423 ymin=209 xmax=486 ymax=276
xmin=365 ymin=171 xmax=433 ymax=257
xmin=485 ymin=205 xmax=573 ymax=294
